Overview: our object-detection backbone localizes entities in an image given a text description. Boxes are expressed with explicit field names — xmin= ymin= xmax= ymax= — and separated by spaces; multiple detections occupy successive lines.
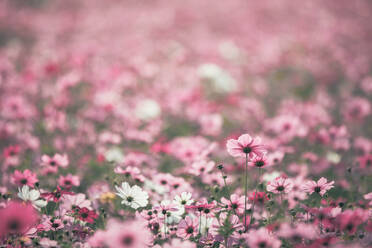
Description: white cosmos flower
xmin=198 ymin=63 xmax=237 ymax=93
xmin=173 ymin=192 xmax=194 ymax=206
xmin=115 ymin=182 xmax=149 ymax=209
xmin=104 ymin=147 xmax=124 ymax=163
xmin=135 ymin=99 xmax=161 ymax=121
xmin=18 ymin=185 xmax=47 ymax=210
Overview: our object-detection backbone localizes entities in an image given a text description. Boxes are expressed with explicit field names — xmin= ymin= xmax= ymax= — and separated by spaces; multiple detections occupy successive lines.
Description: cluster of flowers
xmin=1 ymin=0 xmax=372 ymax=247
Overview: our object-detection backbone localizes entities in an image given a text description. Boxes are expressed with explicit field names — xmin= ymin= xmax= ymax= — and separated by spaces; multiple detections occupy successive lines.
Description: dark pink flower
xmin=76 ymin=207 xmax=98 ymax=224
xmin=249 ymin=192 xmax=269 ymax=205
xmin=41 ymin=186 xmax=74 ymax=202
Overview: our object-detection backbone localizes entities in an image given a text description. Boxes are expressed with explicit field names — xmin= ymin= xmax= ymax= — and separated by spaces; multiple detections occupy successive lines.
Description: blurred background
xmin=1 ymin=0 xmax=372 ymax=154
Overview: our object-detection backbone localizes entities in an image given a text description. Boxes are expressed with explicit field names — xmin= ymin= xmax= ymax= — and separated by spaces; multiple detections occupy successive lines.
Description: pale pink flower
xmin=244 ymin=227 xmax=281 ymax=248
xmin=267 ymin=177 xmax=294 ymax=194
xmin=177 ymin=216 xmax=199 ymax=239
xmin=302 ymin=177 xmax=334 ymax=196
xmin=58 ymin=174 xmax=80 ymax=188
xmin=221 ymin=194 xmax=247 ymax=215
xmin=41 ymin=153 xmax=69 ymax=168
xmin=106 ymin=219 xmax=152 ymax=248
xmin=11 ymin=169 xmax=38 ymax=188
xmin=226 ymin=134 xmax=266 ymax=158
xmin=60 ymin=193 xmax=92 ymax=210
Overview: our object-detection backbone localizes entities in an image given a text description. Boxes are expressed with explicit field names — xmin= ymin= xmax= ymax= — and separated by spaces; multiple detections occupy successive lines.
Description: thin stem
xmin=244 ymin=153 xmax=248 ymax=232
xmin=164 ymin=215 xmax=167 ymax=238
xmin=249 ymin=167 xmax=261 ymax=226
xmin=220 ymin=169 xmax=237 ymax=215
xmin=199 ymin=212 xmax=202 ymax=234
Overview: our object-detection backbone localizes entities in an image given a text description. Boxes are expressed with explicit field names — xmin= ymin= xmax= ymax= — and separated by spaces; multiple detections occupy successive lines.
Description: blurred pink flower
xmin=244 ymin=227 xmax=281 ymax=248
xmin=58 ymin=174 xmax=80 ymax=188
xmin=0 ymin=201 xmax=39 ymax=238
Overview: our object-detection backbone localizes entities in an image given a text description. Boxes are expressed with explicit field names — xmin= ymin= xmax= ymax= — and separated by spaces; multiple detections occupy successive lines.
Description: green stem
xmin=199 ymin=213 xmax=202 ymax=234
xmin=244 ymin=153 xmax=248 ymax=232
xmin=220 ymin=170 xmax=237 ymax=215
xmin=249 ymin=167 xmax=261 ymax=226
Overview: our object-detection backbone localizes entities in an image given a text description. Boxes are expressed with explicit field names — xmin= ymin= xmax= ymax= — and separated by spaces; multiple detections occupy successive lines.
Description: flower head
xmin=221 ymin=194 xmax=247 ymax=215
xmin=244 ymin=227 xmax=281 ymax=248
xmin=0 ymin=201 xmax=39 ymax=238
xmin=95 ymin=219 xmax=152 ymax=248
xmin=177 ymin=216 xmax=199 ymax=239
xmin=17 ymin=185 xmax=47 ymax=210
xmin=115 ymin=182 xmax=149 ymax=209
xmin=267 ymin=177 xmax=294 ymax=194
xmin=41 ymin=153 xmax=69 ymax=168
xmin=11 ymin=169 xmax=38 ymax=188
xmin=75 ymin=207 xmax=98 ymax=224
xmin=249 ymin=155 xmax=269 ymax=168
xmin=302 ymin=177 xmax=334 ymax=196
xmin=41 ymin=186 xmax=74 ymax=202
xmin=226 ymin=134 xmax=266 ymax=158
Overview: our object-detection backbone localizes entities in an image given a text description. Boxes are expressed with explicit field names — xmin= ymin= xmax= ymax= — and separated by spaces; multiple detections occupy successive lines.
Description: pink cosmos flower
xmin=267 ymin=177 xmax=294 ymax=194
xmin=60 ymin=193 xmax=92 ymax=210
xmin=248 ymin=155 xmax=269 ymax=168
xmin=41 ymin=186 xmax=74 ymax=202
xmin=75 ymin=207 xmax=98 ymax=224
xmin=3 ymin=145 xmax=20 ymax=158
xmin=105 ymin=219 xmax=152 ymax=248
xmin=277 ymin=223 xmax=317 ymax=242
xmin=302 ymin=177 xmax=334 ymax=196
xmin=46 ymin=218 xmax=64 ymax=231
xmin=58 ymin=174 xmax=80 ymax=188
xmin=210 ymin=213 xmax=242 ymax=246
xmin=336 ymin=208 xmax=369 ymax=234
xmin=357 ymin=154 xmax=372 ymax=170
xmin=154 ymin=200 xmax=180 ymax=220
xmin=221 ymin=194 xmax=247 ymax=215
xmin=198 ymin=113 xmax=223 ymax=136
xmin=343 ymin=97 xmax=371 ymax=121
xmin=249 ymin=192 xmax=269 ymax=205
xmin=226 ymin=134 xmax=266 ymax=158
xmin=244 ymin=227 xmax=281 ymax=248
xmin=185 ymin=199 xmax=216 ymax=217
xmin=41 ymin=153 xmax=69 ymax=168
xmin=11 ymin=169 xmax=38 ymax=188
xmin=188 ymin=160 xmax=215 ymax=176
xmin=0 ymin=201 xmax=39 ymax=238
xmin=177 ymin=216 xmax=199 ymax=239
xmin=364 ymin=192 xmax=372 ymax=206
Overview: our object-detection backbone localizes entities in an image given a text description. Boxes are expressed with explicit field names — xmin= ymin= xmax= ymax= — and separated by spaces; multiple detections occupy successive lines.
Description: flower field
xmin=0 ymin=0 xmax=371 ymax=247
